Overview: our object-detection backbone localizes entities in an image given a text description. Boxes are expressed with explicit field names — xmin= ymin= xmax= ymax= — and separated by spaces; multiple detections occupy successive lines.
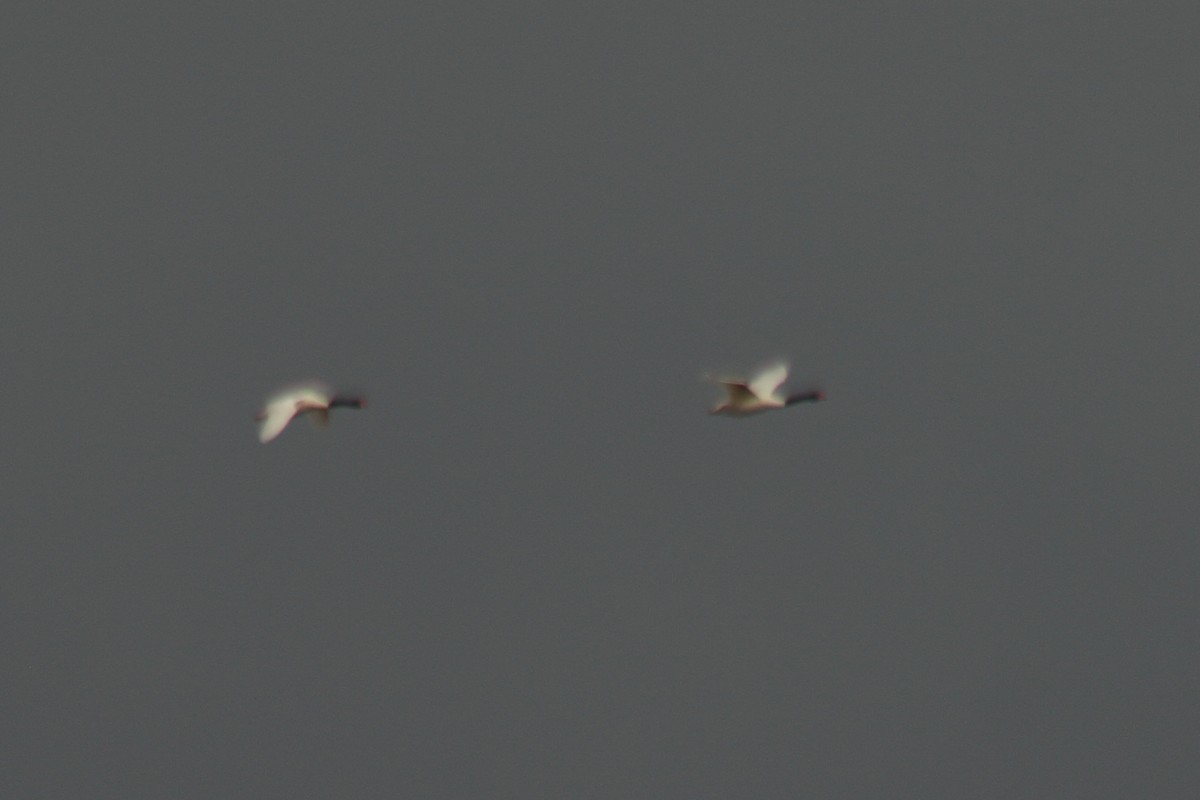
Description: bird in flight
xmin=256 ymin=380 xmax=366 ymax=443
xmin=708 ymin=361 xmax=824 ymax=416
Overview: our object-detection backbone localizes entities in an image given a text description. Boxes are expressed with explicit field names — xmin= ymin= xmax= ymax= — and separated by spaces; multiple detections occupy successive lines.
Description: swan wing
xmin=749 ymin=362 xmax=789 ymax=401
xmin=720 ymin=381 xmax=757 ymax=405
xmin=258 ymin=398 xmax=300 ymax=442
xmin=257 ymin=381 xmax=332 ymax=443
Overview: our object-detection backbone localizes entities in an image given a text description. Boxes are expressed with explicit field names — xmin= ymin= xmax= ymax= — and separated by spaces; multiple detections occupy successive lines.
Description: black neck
xmin=784 ymin=390 xmax=823 ymax=406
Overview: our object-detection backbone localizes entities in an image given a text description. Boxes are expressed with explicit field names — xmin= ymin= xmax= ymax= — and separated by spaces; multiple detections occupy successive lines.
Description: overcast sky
xmin=6 ymin=3 xmax=1199 ymax=798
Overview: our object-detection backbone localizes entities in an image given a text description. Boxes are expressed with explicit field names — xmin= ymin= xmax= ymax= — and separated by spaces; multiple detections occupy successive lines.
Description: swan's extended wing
xmin=748 ymin=362 xmax=789 ymax=401
xmin=257 ymin=381 xmax=331 ymax=443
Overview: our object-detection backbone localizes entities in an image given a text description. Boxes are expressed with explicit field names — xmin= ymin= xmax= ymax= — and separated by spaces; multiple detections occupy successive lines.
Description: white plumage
xmin=708 ymin=361 xmax=824 ymax=416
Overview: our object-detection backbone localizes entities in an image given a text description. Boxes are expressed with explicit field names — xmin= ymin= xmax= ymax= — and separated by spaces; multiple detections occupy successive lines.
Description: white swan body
xmin=256 ymin=381 xmax=366 ymax=443
xmin=709 ymin=362 xmax=824 ymax=416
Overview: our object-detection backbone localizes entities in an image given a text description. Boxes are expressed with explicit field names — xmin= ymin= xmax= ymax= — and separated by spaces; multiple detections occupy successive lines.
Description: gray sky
xmin=6 ymin=3 xmax=1198 ymax=798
